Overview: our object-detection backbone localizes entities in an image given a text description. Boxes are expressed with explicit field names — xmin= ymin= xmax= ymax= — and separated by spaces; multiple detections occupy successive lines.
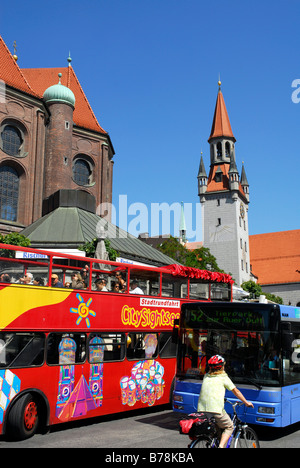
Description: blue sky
xmin=1 ymin=0 xmax=299 ymax=241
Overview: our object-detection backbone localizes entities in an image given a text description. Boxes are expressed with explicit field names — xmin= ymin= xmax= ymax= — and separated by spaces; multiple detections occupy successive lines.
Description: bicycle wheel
xmin=190 ymin=436 xmax=214 ymax=448
xmin=232 ymin=426 xmax=260 ymax=448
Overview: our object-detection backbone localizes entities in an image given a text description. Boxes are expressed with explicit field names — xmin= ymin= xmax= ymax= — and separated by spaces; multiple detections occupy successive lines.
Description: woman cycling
xmin=197 ymin=355 xmax=254 ymax=448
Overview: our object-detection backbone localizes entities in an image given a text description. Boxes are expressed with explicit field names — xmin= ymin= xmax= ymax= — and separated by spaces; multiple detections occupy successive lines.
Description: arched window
xmin=217 ymin=142 xmax=222 ymax=159
xmin=225 ymin=142 xmax=231 ymax=157
xmin=73 ymin=159 xmax=91 ymax=186
xmin=1 ymin=125 xmax=22 ymax=156
xmin=0 ymin=166 xmax=19 ymax=221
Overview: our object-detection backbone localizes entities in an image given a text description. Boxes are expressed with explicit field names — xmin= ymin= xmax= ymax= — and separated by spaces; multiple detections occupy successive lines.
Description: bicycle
xmin=181 ymin=399 xmax=260 ymax=448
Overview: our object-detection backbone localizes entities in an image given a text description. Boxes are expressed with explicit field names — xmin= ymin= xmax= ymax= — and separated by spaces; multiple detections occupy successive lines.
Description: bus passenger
xmin=95 ymin=276 xmax=108 ymax=291
xmin=51 ymin=274 xmax=64 ymax=288
xmin=0 ymin=273 xmax=10 ymax=283
xmin=115 ymin=272 xmax=126 ymax=292
xmin=130 ymin=279 xmax=143 ymax=294
xmin=71 ymin=272 xmax=84 ymax=289
xmin=33 ymin=276 xmax=44 ymax=286
xmin=111 ymin=282 xmax=120 ymax=292
xmin=19 ymin=272 xmax=33 ymax=285
xmin=80 ymin=265 xmax=90 ymax=284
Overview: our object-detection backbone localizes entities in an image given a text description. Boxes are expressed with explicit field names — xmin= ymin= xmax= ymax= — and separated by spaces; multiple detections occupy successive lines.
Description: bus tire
xmin=7 ymin=393 xmax=40 ymax=440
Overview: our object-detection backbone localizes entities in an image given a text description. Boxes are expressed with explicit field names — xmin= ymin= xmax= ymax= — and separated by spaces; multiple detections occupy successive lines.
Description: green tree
xmin=157 ymin=236 xmax=226 ymax=273
xmin=78 ymin=238 xmax=118 ymax=261
xmin=241 ymin=280 xmax=262 ymax=297
xmin=241 ymin=280 xmax=283 ymax=304
xmin=0 ymin=233 xmax=31 ymax=258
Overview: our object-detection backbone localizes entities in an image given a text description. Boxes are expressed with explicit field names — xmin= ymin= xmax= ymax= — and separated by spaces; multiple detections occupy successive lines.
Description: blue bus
xmin=173 ymin=302 xmax=300 ymax=427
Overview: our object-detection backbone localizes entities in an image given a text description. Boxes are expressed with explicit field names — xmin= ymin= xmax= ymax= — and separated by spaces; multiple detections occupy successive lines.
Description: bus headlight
xmin=258 ymin=406 xmax=275 ymax=414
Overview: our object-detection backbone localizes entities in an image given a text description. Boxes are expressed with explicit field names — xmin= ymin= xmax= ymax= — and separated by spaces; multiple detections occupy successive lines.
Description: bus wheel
xmin=8 ymin=393 xmax=39 ymax=440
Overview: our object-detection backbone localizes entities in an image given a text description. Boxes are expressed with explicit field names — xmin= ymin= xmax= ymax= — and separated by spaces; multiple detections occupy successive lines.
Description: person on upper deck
xmin=130 ymin=279 xmax=144 ymax=294
xmin=51 ymin=274 xmax=64 ymax=288
xmin=95 ymin=276 xmax=108 ymax=291
xmin=70 ymin=272 xmax=84 ymax=289
xmin=19 ymin=272 xmax=33 ymax=285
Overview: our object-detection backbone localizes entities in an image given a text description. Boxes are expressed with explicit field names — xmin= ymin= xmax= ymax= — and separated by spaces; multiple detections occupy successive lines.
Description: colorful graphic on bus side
xmin=120 ymin=334 xmax=165 ymax=407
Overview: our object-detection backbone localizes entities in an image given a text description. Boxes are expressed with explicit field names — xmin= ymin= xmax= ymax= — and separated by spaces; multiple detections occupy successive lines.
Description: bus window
xmin=159 ymin=332 xmax=177 ymax=358
xmin=162 ymin=274 xmax=188 ymax=298
xmin=129 ymin=269 xmax=160 ymax=296
xmin=0 ymin=257 xmax=49 ymax=286
xmin=282 ymin=324 xmax=300 ymax=386
xmin=47 ymin=333 xmax=86 ymax=365
xmin=189 ymin=280 xmax=209 ymax=300
xmin=0 ymin=332 xmax=45 ymax=368
xmin=89 ymin=333 xmax=125 ymax=362
xmin=127 ymin=333 xmax=158 ymax=360
xmin=211 ymin=282 xmax=231 ymax=301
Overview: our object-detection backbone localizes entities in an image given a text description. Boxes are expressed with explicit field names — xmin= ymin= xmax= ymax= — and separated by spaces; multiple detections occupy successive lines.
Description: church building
xmin=0 ymin=36 xmax=114 ymax=235
xmin=198 ymin=82 xmax=251 ymax=286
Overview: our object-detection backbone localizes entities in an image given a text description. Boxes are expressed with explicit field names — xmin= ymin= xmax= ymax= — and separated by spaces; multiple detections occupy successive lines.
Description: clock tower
xmin=198 ymin=82 xmax=251 ymax=286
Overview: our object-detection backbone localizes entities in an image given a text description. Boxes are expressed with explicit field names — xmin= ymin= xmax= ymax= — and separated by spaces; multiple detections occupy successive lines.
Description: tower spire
xmin=208 ymin=83 xmax=235 ymax=143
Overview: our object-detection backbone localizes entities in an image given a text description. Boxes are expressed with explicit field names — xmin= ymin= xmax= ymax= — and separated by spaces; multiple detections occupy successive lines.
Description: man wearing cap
xmin=51 ymin=274 xmax=64 ymax=288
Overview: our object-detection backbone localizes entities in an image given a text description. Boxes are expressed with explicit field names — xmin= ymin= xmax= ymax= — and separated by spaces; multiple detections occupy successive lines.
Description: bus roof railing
xmin=0 ymin=243 xmax=233 ymax=283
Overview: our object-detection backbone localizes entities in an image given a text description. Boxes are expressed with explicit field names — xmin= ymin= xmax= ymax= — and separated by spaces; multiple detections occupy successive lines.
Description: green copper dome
xmin=43 ymin=73 xmax=75 ymax=107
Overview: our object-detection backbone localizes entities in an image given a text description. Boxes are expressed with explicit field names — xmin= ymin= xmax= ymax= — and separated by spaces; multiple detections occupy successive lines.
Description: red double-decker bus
xmin=0 ymin=243 xmax=232 ymax=439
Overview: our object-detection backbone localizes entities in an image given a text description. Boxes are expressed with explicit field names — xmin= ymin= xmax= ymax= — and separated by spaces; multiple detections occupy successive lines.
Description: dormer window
xmin=215 ymin=167 xmax=223 ymax=183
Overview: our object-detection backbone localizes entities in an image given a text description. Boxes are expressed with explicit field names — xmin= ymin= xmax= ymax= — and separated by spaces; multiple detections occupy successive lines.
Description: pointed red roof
xmin=22 ymin=67 xmax=106 ymax=134
xmin=0 ymin=36 xmax=37 ymax=97
xmin=208 ymin=89 xmax=235 ymax=142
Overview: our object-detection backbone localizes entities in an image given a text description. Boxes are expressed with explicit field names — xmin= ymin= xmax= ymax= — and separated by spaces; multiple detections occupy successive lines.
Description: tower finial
xmin=58 ymin=72 xmax=62 ymax=84
xmin=13 ymin=40 xmax=18 ymax=61
xmin=218 ymin=73 xmax=221 ymax=90
xmin=67 ymin=51 xmax=72 ymax=67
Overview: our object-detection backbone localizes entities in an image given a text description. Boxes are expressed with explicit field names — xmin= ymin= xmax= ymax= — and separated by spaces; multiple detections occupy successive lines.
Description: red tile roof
xmin=208 ymin=89 xmax=235 ymax=142
xmin=249 ymin=230 xmax=300 ymax=285
xmin=0 ymin=35 xmax=106 ymax=134
xmin=185 ymin=241 xmax=203 ymax=250
xmin=0 ymin=36 xmax=37 ymax=97
xmin=22 ymin=67 xmax=106 ymax=134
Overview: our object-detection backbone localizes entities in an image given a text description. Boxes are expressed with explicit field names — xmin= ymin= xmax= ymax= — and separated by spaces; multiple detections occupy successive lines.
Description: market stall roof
xmin=21 ymin=206 xmax=178 ymax=267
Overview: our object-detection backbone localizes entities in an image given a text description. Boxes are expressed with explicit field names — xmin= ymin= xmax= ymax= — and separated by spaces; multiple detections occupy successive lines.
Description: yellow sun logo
xmin=70 ymin=294 xmax=96 ymax=328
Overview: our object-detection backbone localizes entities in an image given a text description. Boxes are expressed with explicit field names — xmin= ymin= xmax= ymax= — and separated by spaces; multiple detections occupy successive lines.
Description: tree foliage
xmin=0 ymin=232 xmax=31 ymax=258
xmin=157 ymin=236 xmax=226 ymax=273
xmin=241 ymin=280 xmax=283 ymax=304
xmin=78 ymin=238 xmax=118 ymax=261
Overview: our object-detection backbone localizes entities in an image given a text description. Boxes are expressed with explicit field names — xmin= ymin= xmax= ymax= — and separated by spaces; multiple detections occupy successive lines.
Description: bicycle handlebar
xmin=224 ymin=398 xmax=244 ymax=411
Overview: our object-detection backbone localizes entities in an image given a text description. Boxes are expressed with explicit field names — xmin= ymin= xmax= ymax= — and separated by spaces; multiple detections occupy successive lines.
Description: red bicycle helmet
xmin=208 ymin=355 xmax=225 ymax=370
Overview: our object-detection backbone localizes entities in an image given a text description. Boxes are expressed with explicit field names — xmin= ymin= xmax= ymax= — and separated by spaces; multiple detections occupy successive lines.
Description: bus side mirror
xmin=172 ymin=318 xmax=179 ymax=343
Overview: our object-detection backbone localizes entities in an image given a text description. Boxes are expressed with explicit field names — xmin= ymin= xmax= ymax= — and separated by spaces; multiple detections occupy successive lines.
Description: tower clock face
xmin=240 ymin=203 xmax=245 ymax=218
